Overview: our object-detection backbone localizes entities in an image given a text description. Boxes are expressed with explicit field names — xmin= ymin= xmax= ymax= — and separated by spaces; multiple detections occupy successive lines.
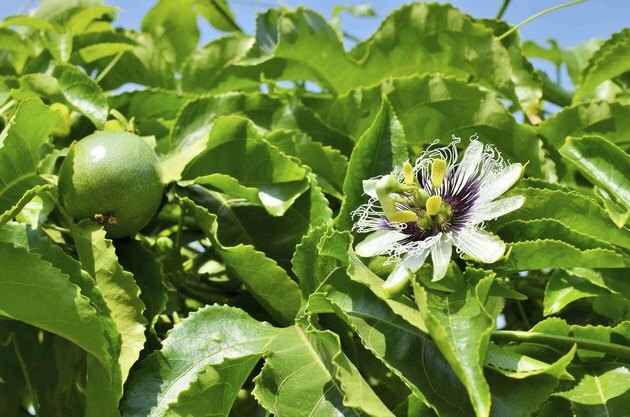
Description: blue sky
xmin=1 ymin=0 xmax=628 ymax=85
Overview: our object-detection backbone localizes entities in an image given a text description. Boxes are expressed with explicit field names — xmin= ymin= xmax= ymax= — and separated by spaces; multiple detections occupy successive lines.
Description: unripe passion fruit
xmin=58 ymin=131 xmax=164 ymax=238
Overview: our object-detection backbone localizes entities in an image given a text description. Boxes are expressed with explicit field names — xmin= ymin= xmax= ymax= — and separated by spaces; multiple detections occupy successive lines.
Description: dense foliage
xmin=0 ymin=0 xmax=628 ymax=416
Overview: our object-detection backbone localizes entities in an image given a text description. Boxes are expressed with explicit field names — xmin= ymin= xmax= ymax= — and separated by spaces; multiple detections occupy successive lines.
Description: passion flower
xmin=353 ymin=135 xmax=524 ymax=296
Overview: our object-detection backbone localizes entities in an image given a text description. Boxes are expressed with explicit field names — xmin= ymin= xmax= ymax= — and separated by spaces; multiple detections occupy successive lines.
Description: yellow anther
xmin=403 ymin=161 xmax=415 ymax=185
xmin=426 ymin=195 xmax=442 ymax=216
xmin=388 ymin=210 xmax=419 ymax=223
xmin=431 ymin=159 xmax=447 ymax=189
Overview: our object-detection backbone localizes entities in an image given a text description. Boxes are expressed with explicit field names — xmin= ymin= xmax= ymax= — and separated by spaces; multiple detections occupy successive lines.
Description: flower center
xmin=417 ymin=200 xmax=452 ymax=231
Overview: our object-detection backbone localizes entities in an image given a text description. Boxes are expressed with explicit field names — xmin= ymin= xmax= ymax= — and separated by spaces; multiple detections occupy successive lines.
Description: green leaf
xmin=72 ymin=220 xmax=147 ymax=382
xmin=560 ymin=135 xmax=630 ymax=208
xmin=478 ymin=19 xmax=543 ymax=121
xmin=225 ymin=4 xmax=512 ymax=97
xmin=0 ymin=221 xmax=124 ymax=416
xmin=324 ymin=270 xmax=475 ymax=417
xmin=522 ymin=39 xmax=563 ymax=67
xmin=115 ymin=240 xmax=168 ymax=331
xmin=218 ymin=176 xmax=332 ymax=266
xmin=562 ymin=38 xmax=604 ymax=85
xmin=0 ymin=16 xmax=57 ymax=31
xmin=336 ymin=98 xmax=407 ymax=230
xmin=0 ymin=241 xmax=112 ymax=369
xmin=183 ymin=173 xmax=332 ymax=269
xmin=195 ymin=0 xmax=242 ymax=33
xmin=74 ymin=42 xmax=135 ymax=64
xmin=142 ymin=0 xmax=199 ymax=68
xmin=34 ymin=0 xmax=105 ymax=21
xmin=312 ymin=74 xmax=542 ymax=176
xmin=44 ymin=29 xmax=73 ymax=62
xmin=498 ymin=187 xmax=630 ymax=250
xmin=165 ymin=354 xmax=261 ymax=417
xmin=180 ymin=116 xmax=310 ymax=216
xmin=497 ymin=240 xmax=628 ymax=271
xmin=181 ymin=34 xmax=253 ymax=93
xmin=265 ymin=129 xmax=348 ymax=199
xmin=253 ymin=325 xmax=394 ymax=417
xmin=597 ymin=189 xmax=629 ymax=228
xmin=71 ymin=31 xmax=138 ymax=64
xmin=496 ymin=219 xmax=615 ymax=251
xmin=14 ymin=188 xmax=56 ymax=228
xmin=538 ymin=100 xmax=630 ymax=152
xmin=554 ymin=363 xmax=630 ymax=417
xmin=93 ymin=32 xmax=176 ymax=90
xmin=485 ymin=343 xmax=573 ymax=380
xmin=0 ymin=183 xmax=53 ymax=228
xmin=574 ymin=29 xmax=630 ymax=102
xmin=52 ymin=63 xmax=108 ymax=128
xmin=166 ymin=92 xmax=354 ymax=181
xmin=593 ymin=295 xmax=630 ymax=323
xmin=122 ymin=305 xmax=277 ymax=417
xmin=65 ymin=5 xmax=117 ymax=34
xmin=0 ymin=99 xmax=57 ymax=215
xmin=303 ymin=244 xmax=472 ymax=416
xmin=488 ymin=347 xmax=576 ymax=417
xmin=568 ymin=268 xmax=630 ymax=300
xmin=109 ymin=88 xmax=190 ymax=121
xmin=347 ymin=249 xmax=428 ymax=333
xmin=292 ymin=225 xmax=352 ymax=301
xmin=182 ymin=198 xmax=302 ymax=324
xmin=543 ymin=270 xmax=610 ymax=316
xmin=413 ymin=277 xmax=494 ymax=417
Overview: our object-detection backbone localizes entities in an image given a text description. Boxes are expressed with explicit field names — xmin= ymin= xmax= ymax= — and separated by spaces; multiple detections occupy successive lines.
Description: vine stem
xmin=95 ymin=51 xmax=124 ymax=84
xmin=1 ymin=333 xmax=40 ymax=416
xmin=175 ymin=204 xmax=185 ymax=250
xmin=495 ymin=0 xmax=511 ymax=20
xmin=497 ymin=0 xmax=586 ymax=41
xmin=492 ymin=330 xmax=630 ymax=359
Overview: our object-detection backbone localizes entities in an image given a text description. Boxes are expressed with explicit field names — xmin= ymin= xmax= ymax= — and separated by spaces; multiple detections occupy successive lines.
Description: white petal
xmin=455 ymin=228 xmax=505 ymax=263
xmin=453 ymin=140 xmax=483 ymax=192
xmin=473 ymin=195 xmax=524 ymax=222
xmin=363 ymin=178 xmax=379 ymax=198
xmin=431 ymin=235 xmax=452 ymax=281
xmin=386 ymin=250 xmax=430 ymax=284
xmin=355 ymin=230 xmax=408 ymax=257
xmin=481 ymin=163 xmax=523 ymax=202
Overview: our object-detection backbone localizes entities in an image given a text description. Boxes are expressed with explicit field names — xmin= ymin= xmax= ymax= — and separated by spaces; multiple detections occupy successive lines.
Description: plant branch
xmin=497 ymin=0 xmax=585 ymax=41
xmin=495 ymin=0 xmax=512 ymax=20
xmin=492 ymin=330 xmax=630 ymax=359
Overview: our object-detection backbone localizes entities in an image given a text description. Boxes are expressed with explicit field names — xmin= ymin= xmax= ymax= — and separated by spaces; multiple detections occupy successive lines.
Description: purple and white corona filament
xmin=352 ymin=135 xmax=524 ymax=293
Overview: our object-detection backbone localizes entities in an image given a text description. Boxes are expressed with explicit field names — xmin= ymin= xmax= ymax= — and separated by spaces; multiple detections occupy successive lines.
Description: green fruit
xmin=58 ymin=131 xmax=164 ymax=238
